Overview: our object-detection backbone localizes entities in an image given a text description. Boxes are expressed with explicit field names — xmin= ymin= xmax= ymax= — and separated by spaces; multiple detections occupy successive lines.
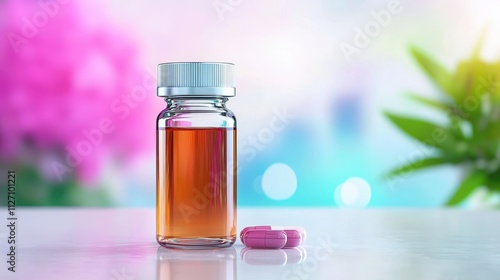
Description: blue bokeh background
xmin=2 ymin=0 xmax=499 ymax=207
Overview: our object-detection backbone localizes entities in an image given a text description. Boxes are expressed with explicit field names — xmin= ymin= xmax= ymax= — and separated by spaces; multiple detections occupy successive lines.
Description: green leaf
xmin=406 ymin=93 xmax=449 ymax=111
xmin=410 ymin=46 xmax=455 ymax=100
xmin=384 ymin=112 xmax=448 ymax=148
xmin=485 ymin=172 xmax=500 ymax=192
xmin=386 ymin=157 xmax=449 ymax=178
xmin=446 ymin=171 xmax=487 ymax=206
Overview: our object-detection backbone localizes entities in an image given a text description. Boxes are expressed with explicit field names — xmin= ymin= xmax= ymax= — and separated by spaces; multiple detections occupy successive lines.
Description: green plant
xmin=384 ymin=41 xmax=500 ymax=206
xmin=0 ymin=162 xmax=112 ymax=207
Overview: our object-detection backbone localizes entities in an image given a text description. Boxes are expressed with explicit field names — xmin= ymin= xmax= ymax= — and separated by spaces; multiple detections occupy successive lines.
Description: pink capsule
xmin=240 ymin=226 xmax=271 ymax=242
xmin=283 ymin=229 xmax=302 ymax=247
xmin=240 ymin=226 xmax=307 ymax=244
xmin=243 ymin=229 xmax=287 ymax=249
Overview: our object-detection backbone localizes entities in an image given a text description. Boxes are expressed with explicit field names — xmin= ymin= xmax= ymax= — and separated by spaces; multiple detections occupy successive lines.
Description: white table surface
xmin=0 ymin=208 xmax=499 ymax=280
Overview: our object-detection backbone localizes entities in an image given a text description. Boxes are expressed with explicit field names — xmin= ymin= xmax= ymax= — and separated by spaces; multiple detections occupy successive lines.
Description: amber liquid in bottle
xmin=156 ymin=127 xmax=236 ymax=248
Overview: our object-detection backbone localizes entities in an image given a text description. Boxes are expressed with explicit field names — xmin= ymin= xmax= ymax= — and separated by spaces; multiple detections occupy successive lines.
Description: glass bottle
xmin=156 ymin=62 xmax=237 ymax=249
xmin=156 ymin=247 xmax=236 ymax=280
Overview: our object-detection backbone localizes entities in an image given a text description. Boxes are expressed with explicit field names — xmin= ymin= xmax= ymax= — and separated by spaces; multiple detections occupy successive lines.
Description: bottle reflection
xmin=240 ymin=246 xmax=307 ymax=266
xmin=157 ymin=247 xmax=236 ymax=280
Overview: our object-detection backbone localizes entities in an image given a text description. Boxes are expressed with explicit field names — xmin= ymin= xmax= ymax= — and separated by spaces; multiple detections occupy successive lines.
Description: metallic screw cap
xmin=157 ymin=62 xmax=235 ymax=97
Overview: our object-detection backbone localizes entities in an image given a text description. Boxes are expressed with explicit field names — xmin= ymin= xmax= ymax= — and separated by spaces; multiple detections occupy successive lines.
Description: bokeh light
xmin=262 ymin=163 xmax=297 ymax=200
xmin=335 ymin=177 xmax=372 ymax=208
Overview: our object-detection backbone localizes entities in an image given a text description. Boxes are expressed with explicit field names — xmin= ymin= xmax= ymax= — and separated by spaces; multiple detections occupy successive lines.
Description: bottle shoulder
xmin=157 ymin=107 xmax=236 ymax=128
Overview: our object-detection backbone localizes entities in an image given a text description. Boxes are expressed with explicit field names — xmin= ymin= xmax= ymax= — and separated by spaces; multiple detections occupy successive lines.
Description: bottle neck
xmin=166 ymin=97 xmax=228 ymax=110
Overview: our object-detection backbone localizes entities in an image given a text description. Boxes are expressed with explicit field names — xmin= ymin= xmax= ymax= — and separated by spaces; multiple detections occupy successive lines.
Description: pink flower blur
xmin=0 ymin=0 xmax=156 ymax=184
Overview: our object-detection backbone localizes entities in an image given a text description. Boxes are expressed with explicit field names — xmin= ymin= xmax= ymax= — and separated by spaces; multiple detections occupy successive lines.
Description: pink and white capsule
xmin=242 ymin=229 xmax=287 ymax=249
xmin=283 ymin=229 xmax=302 ymax=247
xmin=240 ymin=226 xmax=307 ymax=243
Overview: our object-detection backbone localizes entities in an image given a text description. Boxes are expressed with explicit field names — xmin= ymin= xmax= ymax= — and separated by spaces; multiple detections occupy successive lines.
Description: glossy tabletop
xmin=0 ymin=208 xmax=499 ymax=280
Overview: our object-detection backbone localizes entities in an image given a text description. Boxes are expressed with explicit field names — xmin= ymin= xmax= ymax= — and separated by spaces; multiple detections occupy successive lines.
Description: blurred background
xmin=1 ymin=0 xmax=499 ymax=208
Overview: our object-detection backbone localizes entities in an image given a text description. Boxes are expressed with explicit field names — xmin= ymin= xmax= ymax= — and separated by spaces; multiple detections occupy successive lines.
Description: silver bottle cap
xmin=157 ymin=62 xmax=235 ymax=97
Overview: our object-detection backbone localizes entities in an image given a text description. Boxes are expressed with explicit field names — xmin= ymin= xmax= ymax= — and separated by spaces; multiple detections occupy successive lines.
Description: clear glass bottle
xmin=156 ymin=62 xmax=237 ymax=249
